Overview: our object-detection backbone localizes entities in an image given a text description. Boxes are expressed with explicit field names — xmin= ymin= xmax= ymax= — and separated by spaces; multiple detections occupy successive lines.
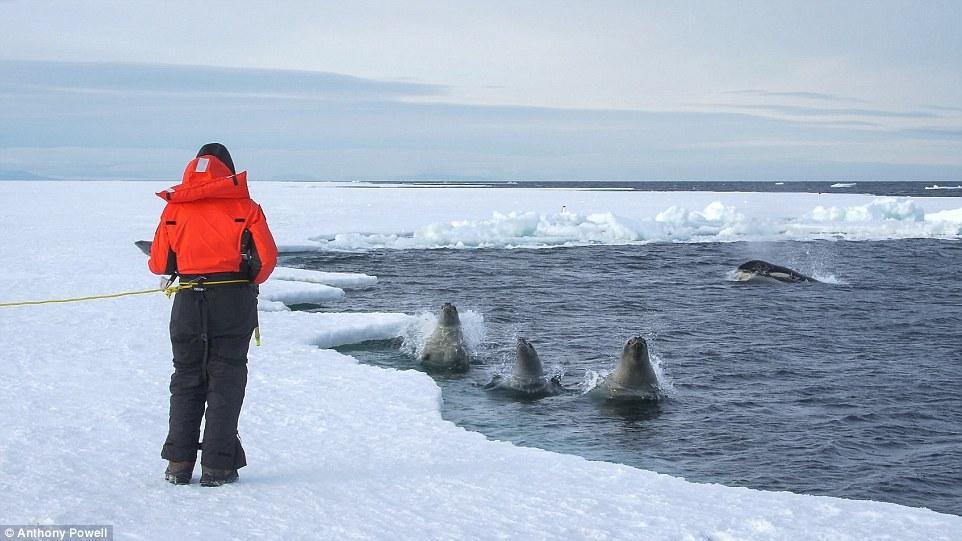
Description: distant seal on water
xmin=419 ymin=303 xmax=470 ymax=372
xmin=485 ymin=337 xmax=562 ymax=397
xmin=593 ymin=336 xmax=660 ymax=400
xmin=733 ymin=260 xmax=818 ymax=283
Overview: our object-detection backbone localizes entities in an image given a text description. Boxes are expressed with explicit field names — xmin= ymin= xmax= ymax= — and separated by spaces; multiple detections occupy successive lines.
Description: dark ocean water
xmin=285 ymin=238 xmax=962 ymax=515
xmin=365 ymin=179 xmax=962 ymax=198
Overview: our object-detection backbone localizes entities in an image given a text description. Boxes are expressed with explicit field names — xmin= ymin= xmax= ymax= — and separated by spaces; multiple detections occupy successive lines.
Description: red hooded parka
xmin=148 ymin=154 xmax=277 ymax=284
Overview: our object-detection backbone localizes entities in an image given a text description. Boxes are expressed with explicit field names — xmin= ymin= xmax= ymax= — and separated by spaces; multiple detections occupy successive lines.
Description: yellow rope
xmin=0 ymin=288 xmax=163 ymax=307
xmin=1 ymin=278 xmax=263 ymax=345
xmin=0 ymin=279 xmax=252 ymax=307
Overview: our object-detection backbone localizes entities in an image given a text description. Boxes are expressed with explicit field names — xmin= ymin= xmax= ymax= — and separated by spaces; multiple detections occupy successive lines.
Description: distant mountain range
xmin=0 ymin=170 xmax=56 ymax=180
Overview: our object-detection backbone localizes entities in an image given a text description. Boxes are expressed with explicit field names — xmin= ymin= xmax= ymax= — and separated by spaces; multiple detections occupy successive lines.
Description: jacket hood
xmin=196 ymin=142 xmax=235 ymax=174
xmin=155 ymin=155 xmax=250 ymax=202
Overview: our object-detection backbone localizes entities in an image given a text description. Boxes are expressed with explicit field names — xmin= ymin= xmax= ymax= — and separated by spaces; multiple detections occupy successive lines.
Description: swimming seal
xmin=733 ymin=260 xmax=818 ymax=283
xmin=485 ymin=337 xmax=562 ymax=397
xmin=593 ymin=336 xmax=660 ymax=400
xmin=419 ymin=303 xmax=470 ymax=372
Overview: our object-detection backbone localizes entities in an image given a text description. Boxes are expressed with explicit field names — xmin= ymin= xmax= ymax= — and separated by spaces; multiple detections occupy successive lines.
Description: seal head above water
xmin=418 ymin=303 xmax=470 ymax=372
xmin=594 ymin=336 xmax=660 ymax=400
xmin=485 ymin=337 xmax=562 ymax=397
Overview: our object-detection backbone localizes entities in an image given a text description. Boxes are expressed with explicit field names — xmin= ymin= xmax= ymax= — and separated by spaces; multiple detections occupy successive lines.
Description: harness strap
xmin=199 ymin=293 xmax=210 ymax=384
xmin=164 ymin=279 xmax=250 ymax=298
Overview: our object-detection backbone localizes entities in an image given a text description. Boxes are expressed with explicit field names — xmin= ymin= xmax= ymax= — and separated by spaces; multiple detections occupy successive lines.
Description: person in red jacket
xmin=149 ymin=143 xmax=277 ymax=486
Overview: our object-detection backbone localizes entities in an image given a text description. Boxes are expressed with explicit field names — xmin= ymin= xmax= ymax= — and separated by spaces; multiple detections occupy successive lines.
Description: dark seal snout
xmin=438 ymin=303 xmax=461 ymax=326
xmin=623 ymin=336 xmax=649 ymax=361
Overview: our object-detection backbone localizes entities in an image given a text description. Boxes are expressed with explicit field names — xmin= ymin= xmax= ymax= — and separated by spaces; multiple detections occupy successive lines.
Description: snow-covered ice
xmin=1 ymin=181 xmax=960 ymax=540
xmin=270 ymin=266 xmax=378 ymax=289
xmin=257 ymin=278 xmax=345 ymax=305
xmin=255 ymin=183 xmax=962 ymax=250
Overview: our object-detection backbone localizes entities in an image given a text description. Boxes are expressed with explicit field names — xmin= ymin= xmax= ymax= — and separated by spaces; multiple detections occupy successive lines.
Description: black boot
xmin=165 ymin=460 xmax=195 ymax=485
xmin=200 ymin=466 xmax=239 ymax=487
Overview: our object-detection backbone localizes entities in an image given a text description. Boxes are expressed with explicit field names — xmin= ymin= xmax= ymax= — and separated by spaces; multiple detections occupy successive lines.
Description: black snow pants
xmin=161 ymin=282 xmax=258 ymax=470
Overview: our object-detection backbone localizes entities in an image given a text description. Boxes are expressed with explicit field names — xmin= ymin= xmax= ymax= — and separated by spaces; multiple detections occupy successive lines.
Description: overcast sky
xmin=1 ymin=0 xmax=960 ymax=180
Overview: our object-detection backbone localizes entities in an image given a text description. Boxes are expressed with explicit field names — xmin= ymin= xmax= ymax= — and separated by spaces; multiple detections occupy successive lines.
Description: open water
xmin=283 ymin=181 xmax=962 ymax=515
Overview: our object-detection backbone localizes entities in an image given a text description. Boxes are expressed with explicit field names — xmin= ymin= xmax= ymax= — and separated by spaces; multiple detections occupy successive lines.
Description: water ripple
xmin=295 ymin=239 xmax=962 ymax=515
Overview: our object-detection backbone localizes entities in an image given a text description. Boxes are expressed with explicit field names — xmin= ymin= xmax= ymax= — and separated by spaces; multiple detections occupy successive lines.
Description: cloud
xmin=922 ymin=104 xmax=962 ymax=113
xmin=792 ymin=120 xmax=880 ymax=128
xmin=723 ymin=90 xmax=866 ymax=103
xmin=899 ymin=128 xmax=962 ymax=140
xmin=725 ymin=104 xmax=939 ymax=119
xmin=1 ymin=60 xmax=959 ymax=181
xmin=0 ymin=59 xmax=443 ymax=101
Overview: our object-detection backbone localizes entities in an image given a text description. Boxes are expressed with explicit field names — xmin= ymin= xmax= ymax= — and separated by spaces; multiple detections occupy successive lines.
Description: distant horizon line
xmin=2 ymin=178 xmax=959 ymax=184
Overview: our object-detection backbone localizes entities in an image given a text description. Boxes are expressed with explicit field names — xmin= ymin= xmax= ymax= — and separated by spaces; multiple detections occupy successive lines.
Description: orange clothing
xmin=148 ymin=155 xmax=277 ymax=284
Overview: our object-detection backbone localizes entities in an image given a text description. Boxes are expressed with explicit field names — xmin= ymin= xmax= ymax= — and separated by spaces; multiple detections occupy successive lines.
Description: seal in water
xmin=593 ymin=336 xmax=660 ymax=400
xmin=733 ymin=260 xmax=818 ymax=283
xmin=485 ymin=337 xmax=562 ymax=397
xmin=418 ymin=303 xmax=470 ymax=372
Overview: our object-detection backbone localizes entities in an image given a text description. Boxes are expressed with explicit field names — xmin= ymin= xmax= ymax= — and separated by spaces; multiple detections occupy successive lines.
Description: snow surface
xmin=257 ymin=278 xmax=345 ymax=305
xmin=270 ymin=266 xmax=378 ymax=289
xmin=1 ymin=181 xmax=960 ymax=540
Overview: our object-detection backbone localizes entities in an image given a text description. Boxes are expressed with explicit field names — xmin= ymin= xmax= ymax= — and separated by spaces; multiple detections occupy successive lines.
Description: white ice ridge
xmin=257 ymin=279 xmax=345 ymax=306
xmin=307 ymin=197 xmax=962 ymax=250
xmin=257 ymin=267 xmax=376 ymax=310
xmin=276 ymin=310 xmax=414 ymax=349
xmin=270 ymin=265 xmax=378 ymax=289
xmin=0 ymin=181 xmax=960 ymax=540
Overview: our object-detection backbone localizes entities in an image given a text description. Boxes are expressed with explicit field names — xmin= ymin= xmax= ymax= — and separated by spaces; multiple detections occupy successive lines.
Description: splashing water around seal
xmin=418 ymin=303 xmax=470 ymax=372
xmin=591 ymin=336 xmax=662 ymax=400
xmin=485 ymin=337 xmax=563 ymax=397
